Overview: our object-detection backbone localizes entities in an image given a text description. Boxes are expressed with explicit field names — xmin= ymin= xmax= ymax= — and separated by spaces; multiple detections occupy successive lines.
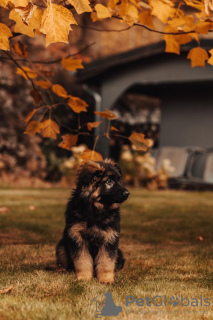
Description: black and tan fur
xmin=56 ymin=159 xmax=129 ymax=284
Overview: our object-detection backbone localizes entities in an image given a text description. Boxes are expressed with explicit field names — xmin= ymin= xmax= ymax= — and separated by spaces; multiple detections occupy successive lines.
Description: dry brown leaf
xmin=52 ymin=84 xmax=69 ymax=98
xmin=87 ymin=121 xmax=102 ymax=131
xmin=187 ymin=47 xmax=209 ymax=67
xmin=68 ymin=96 xmax=88 ymax=113
xmin=0 ymin=285 xmax=13 ymax=294
xmin=35 ymin=80 xmax=51 ymax=89
xmin=13 ymin=41 xmax=28 ymax=57
xmin=129 ymin=132 xmax=149 ymax=151
xmin=40 ymin=3 xmax=77 ymax=46
xmin=30 ymin=90 xmax=42 ymax=105
xmin=61 ymin=58 xmax=84 ymax=71
xmin=79 ymin=149 xmax=103 ymax=162
xmin=58 ymin=134 xmax=78 ymax=150
xmin=94 ymin=108 xmax=117 ymax=120
xmin=24 ymin=121 xmax=43 ymax=136
xmin=16 ymin=66 xmax=38 ymax=79
xmin=0 ymin=23 xmax=13 ymax=51
xmin=67 ymin=0 xmax=92 ymax=14
xmin=41 ymin=119 xmax=60 ymax=140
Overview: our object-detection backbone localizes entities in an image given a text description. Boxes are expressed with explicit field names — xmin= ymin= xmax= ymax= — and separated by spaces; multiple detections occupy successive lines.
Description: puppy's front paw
xmin=98 ymin=272 xmax=114 ymax=285
xmin=76 ymin=271 xmax=93 ymax=281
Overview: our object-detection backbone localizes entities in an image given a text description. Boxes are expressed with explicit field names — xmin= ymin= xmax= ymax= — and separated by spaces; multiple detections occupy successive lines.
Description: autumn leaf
xmin=58 ymin=134 xmax=78 ymax=150
xmin=111 ymin=126 xmax=119 ymax=131
xmin=30 ymin=90 xmax=42 ymax=105
xmin=25 ymin=109 xmax=37 ymax=123
xmin=138 ymin=11 xmax=154 ymax=28
xmin=14 ymin=2 xmax=37 ymax=26
xmin=87 ymin=121 xmax=102 ymax=131
xmin=196 ymin=21 xmax=213 ymax=34
xmin=52 ymin=84 xmax=69 ymax=98
xmin=0 ymin=23 xmax=12 ymax=51
xmin=0 ymin=0 xmax=9 ymax=8
xmin=16 ymin=66 xmax=38 ymax=79
xmin=68 ymin=96 xmax=88 ymax=113
xmin=129 ymin=132 xmax=149 ymax=151
xmin=94 ymin=109 xmax=117 ymax=120
xmin=79 ymin=149 xmax=103 ymax=162
xmin=67 ymin=0 xmax=92 ymax=14
xmin=187 ymin=47 xmax=209 ymax=67
xmin=40 ymin=3 xmax=77 ymax=46
xmin=35 ymin=80 xmax=51 ymax=89
xmin=0 ymin=286 xmax=13 ymax=294
xmin=41 ymin=119 xmax=60 ymax=139
xmin=149 ymin=0 xmax=175 ymax=24
xmin=13 ymin=41 xmax=28 ymax=57
xmin=24 ymin=121 xmax=43 ymax=136
xmin=61 ymin=58 xmax=84 ymax=71
xmin=208 ymin=48 xmax=213 ymax=65
xmin=95 ymin=4 xmax=112 ymax=19
xmin=117 ymin=3 xmax=138 ymax=26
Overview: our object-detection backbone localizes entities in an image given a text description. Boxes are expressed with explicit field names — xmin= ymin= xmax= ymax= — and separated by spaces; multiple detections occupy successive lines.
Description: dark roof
xmin=77 ymin=39 xmax=213 ymax=82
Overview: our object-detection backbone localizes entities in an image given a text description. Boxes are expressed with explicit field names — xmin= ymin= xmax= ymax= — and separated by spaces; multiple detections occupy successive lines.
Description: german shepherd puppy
xmin=56 ymin=159 xmax=129 ymax=284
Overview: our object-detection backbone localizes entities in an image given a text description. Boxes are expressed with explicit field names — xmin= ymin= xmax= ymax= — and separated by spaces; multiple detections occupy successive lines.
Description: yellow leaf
xmin=61 ymin=58 xmax=84 ymax=71
xmin=25 ymin=109 xmax=37 ymax=123
xmin=129 ymin=132 xmax=150 ymax=151
xmin=95 ymin=4 xmax=112 ymax=19
xmin=94 ymin=108 xmax=117 ymax=120
xmin=13 ymin=41 xmax=28 ymax=57
xmin=107 ymin=0 xmax=118 ymax=10
xmin=14 ymin=2 xmax=37 ymax=25
xmin=117 ymin=3 xmax=138 ymax=26
xmin=52 ymin=84 xmax=69 ymax=98
xmin=16 ymin=66 xmax=38 ymax=79
xmin=149 ymin=0 xmax=175 ymax=24
xmin=11 ymin=0 xmax=28 ymax=6
xmin=138 ymin=11 xmax=154 ymax=28
xmin=35 ymin=80 xmax=51 ymax=89
xmin=208 ymin=48 xmax=213 ymax=65
xmin=68 ymin=96 xmax=88 ymax=113
xmin=0 ymin=0 xmax=9 ymax=8
xmin=187 ymin=47 xmax=209 ymax=67
xmin=9 ymin=8 xmax=42 ymax=38
xmin=91 ymin=12 xmax=98 ymax=22
xmin=41 ymin=119 xmax=60 ymax=139
xmin=0 ymin=23 xmax=12 ymax=51
xmin=196 ymin=21 xmax=213 ymax=34
xmin=110 ymin=126 xmax=119 ymax=131
xmin=164 ymin=25 xmax=192 ymax=55
xmin=87 ymin=121 xmax=102 ymax=131
xmin=40 ymin=4 xmax=77 ymax=46
xmin=168 ymin=15 xmax=195 ymax=32
xmin=24 ymin=121 xmax=43 ymax=136
xmin=79 ymin=149 xmax=103 ymax=162
xmin=58 ymin=134 xmax=78 ymax=150
xmin=67 ymin=0 xmax=92 ymax=14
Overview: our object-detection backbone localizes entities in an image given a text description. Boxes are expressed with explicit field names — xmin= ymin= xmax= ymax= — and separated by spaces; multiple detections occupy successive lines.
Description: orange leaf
xmin=67 ymin=0 xmax=92 ymax=14
xmin=79 ymin=149 xmax=103 ymax=162
xmin=30 ymin=89 xmax=42 ymax=105
xmin=58 ymin=134 xmax=78 ymax=150
xmin=95 ymin=4 xmax=111 ymax=19
xmin=138 ymin=11 xmax=154 ymax=28
xmin=149 ymin=0 xmax=175 ymax=24
xmin=61 ymin=58 xmax=84 ymax=71
xmin=0 ymin=23 xmax=12 ymax=51
xmin=35 ymin=80 xmax=51 ymax=89
xmin=16 ymin=66 xmax=38 ymax=79
xmin=87 ymin=121 xmax=102 ymax=131
xmin=52 ymin=84 xmax=69 ymax=98
xmin=187 ymin=47 xmax=209 ymax=67
xmin=94 ymin=108 xmax=117 ymax=120
xmin=13 ymin=41 xmax=28 ymax=57
xmin=68 ymin=96 xmax=88 ymax=113
xmin=41 ymin=119 xmax=60 ymax=140
xmin=24 ymin=121 xmax=42 ymax=136
xmin=208 ymin=48 xmax=213 ymax=65
xmin=110 ymin=126 xmax=119 ymax=131
xmin=25 ymin=109 xmax=37 ymax=123
xmin=129 ymin=132 xmax=150 ymax=151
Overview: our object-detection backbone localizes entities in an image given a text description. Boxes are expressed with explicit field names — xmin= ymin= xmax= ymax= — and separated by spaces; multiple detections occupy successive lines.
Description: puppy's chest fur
xmin=68 ymin=221 xmax=119 ymax=246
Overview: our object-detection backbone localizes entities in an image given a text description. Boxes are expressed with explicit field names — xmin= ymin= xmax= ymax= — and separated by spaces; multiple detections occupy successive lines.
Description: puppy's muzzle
xmin=123 ymin=189 xmax=130 ymax=200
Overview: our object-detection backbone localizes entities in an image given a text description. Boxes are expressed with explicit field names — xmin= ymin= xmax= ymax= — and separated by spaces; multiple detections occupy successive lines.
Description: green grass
xmin=0 ymin=188 xmax=213 ymax=320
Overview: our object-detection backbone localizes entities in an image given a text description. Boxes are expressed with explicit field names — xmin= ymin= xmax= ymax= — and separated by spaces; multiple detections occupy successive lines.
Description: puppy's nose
xmin=123 ymin=190 xmax=130 ymax=197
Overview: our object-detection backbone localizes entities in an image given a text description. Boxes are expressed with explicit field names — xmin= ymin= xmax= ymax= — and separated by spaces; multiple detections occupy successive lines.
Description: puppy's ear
xmin=77 ymin=161 xmax=104 ymax=187
xmin=114 ymin=163 xmax=122 ymax=175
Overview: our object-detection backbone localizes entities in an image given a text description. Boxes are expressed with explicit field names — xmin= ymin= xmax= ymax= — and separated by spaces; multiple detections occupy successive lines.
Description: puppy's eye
xmin=106 ymin=178 xmax=114 ymax=186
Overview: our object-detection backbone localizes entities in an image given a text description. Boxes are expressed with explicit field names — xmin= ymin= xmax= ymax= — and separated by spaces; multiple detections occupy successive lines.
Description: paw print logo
xmin=169 ymin=296 xmax=179 ymax=306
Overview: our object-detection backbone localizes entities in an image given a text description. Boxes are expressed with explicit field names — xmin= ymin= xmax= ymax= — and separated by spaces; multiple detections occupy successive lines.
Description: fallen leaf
xmin=187 ymin=47 xmax=209 ymax=67
xmin=61 ymin=58 xmax=84 ymax=71
xmin=0 ymin=286 xmax=13 ymax=294
xmin=79 ymin=149 xmax=103 ymax=162
xmin=87 ymin=121 xmax=102 ymax=131
xmin=40 ymin=3 xmax=77 ymax=46
xmin=41 ymin=119 xmax=60 ymax=140
xmin=68 ymin=96 xmax=88 ymax=113
xmin=58 ymin=134 xmax=78 ymax=150
xmin=94 ymin=109 xmax=117 ymax=120
xmin=0 ymin=23 xmax=13 ymax=51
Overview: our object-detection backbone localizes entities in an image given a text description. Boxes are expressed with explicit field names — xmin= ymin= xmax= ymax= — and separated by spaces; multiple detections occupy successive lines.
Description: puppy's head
xmin=76 ymin=159 xmax=129 ymax=208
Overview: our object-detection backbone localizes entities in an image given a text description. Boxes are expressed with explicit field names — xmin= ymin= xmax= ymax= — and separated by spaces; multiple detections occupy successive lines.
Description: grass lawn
xmin=0 ymin=188 xmax=213 ymax=320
